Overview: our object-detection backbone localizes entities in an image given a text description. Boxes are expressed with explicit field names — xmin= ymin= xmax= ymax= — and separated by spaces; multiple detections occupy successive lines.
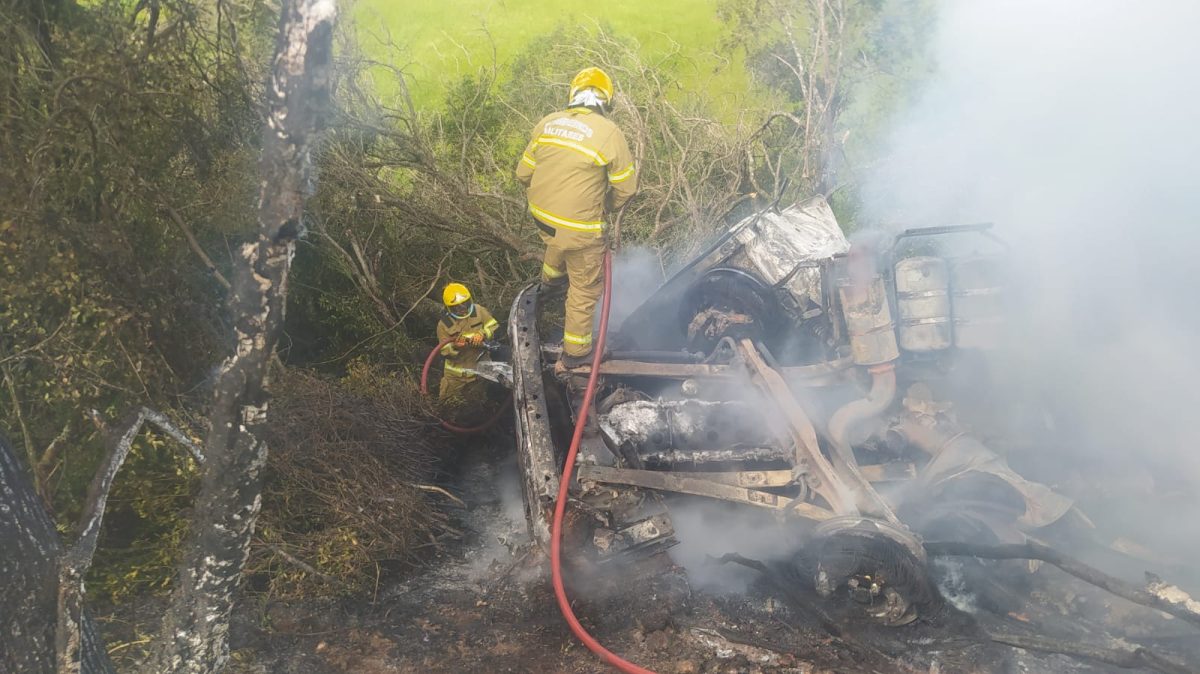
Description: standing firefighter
xmin=436 ymin=283 xmax=500 ymax=410
xmin=516 ymin=67 xmax=637 ymax=369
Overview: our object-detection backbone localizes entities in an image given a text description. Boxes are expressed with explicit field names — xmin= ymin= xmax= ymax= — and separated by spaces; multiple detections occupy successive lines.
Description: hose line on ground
xmin=548 ymin=251 xmax=656 ymax=674
xmin=419 ymin=338 xmax=510 ymax=434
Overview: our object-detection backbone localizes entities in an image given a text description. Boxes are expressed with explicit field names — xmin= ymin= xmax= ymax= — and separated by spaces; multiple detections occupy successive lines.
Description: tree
xmin=0 ymin=0 xmax=336 ymax=671
xmin=0 ymin=431 xmax=115 ymax=673
xmin=721 ymin=0 xmax=934 ymax=203
xmin=141 ymin=0 xmax=336 ymax=670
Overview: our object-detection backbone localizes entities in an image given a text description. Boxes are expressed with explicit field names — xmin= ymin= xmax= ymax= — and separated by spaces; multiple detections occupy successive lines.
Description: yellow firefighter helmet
xmin=569 ymin=67 xmax=614 ymax=103
xmin=442 ymin=282 xmax=472 ymax=308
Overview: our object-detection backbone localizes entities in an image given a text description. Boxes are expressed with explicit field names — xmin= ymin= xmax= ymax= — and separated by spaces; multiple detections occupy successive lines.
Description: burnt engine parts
xmin=618 ymin=202 xmax=1008 ymax=366
xmin=510 ymin=197 xmax=1074 ymax=629
xmin=598 ymin=399 xmax=786 ymax=470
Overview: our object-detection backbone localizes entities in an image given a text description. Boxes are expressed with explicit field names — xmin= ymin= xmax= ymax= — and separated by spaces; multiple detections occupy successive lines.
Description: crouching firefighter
xmin=516 ymin=66 xmax=637 ymax=371
xmin=436 ymin=283 xmax=500 ymax=415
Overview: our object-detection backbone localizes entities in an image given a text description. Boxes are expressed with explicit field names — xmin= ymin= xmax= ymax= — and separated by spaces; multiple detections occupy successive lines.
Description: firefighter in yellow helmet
xmin=516 ymin=67 xmax=637 ymax=369
xmin=436 ymin=283 xmax=500 ymax=409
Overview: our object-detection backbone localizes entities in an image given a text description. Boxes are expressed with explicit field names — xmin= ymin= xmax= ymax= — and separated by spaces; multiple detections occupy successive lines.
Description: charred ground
xmin=111 ymin=440 xmax=1192 ymax=674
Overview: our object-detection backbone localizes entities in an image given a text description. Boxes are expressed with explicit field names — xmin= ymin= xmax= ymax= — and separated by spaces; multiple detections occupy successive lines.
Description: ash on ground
xmin=203 ymin=442 xmax=1200 ymax=674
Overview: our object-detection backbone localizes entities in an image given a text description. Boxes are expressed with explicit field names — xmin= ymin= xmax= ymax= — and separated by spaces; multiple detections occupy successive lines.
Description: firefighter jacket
xmin=436 ymin=304 xmax=499 ymax=380
xmin=515 ymin=107 xmax=637 ymax=237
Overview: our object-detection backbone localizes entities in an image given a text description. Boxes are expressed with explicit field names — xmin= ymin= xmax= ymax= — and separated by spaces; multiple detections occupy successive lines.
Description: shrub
xmin=250 ymin=363 xmax=457 ymax=597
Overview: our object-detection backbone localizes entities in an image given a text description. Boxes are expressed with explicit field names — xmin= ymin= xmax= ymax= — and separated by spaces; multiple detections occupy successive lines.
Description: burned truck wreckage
xmin=503 ymin=197 xmax=1200 ymax=667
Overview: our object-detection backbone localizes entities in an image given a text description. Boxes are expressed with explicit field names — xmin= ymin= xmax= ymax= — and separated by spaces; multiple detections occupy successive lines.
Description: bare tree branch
xmin=160 ymin=203 xmax=232 ymax=290
xmin=57 ymin=407 xmax=202 ymax=673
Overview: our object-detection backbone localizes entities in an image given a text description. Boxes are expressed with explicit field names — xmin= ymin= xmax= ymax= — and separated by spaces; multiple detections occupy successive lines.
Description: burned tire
xmin=679 ymin=269 xmax=780 ymax=352
xmin=810 ymin=517 xmax=939 ymax=627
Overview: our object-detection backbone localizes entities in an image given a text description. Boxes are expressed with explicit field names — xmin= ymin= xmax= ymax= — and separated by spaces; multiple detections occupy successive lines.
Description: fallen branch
xmin=260 ymin=541 xmax=345 ymax=587
xmin=691 ymin=628 xmax=791 ymax=668
xmin=0 ymin=320 xmax=68 ymax=367
xmin=406 ymin=483 xmax=466 ymax=508
xmin=87 ymin=407 xmax=204 ymax=463
xmin=925 ymin=540 xmax=1200 ymax=631
xmin=987 ymin=631 xmax=1194 ymax=674
xmin=307 ymin=249 xmax=449 ymax=366
xmin=160 ymin=202 xmax=231 ymax=290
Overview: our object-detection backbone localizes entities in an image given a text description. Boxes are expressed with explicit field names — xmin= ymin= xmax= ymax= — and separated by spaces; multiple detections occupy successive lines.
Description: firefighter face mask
xmin=448 ymin=301 xmax=474 ymax=318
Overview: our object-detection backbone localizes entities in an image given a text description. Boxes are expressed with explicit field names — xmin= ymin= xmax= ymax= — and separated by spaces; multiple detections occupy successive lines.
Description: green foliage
xmin=285 ymin=2 xmax=937 ymax=369
xmin=350 ymin=0 xmax=747 ymax=113
xmin=719 ymin=0 xmax=937 ymax=217
xmin=0 ymin=0 xmax=272 ymax=600
xmin=0 ymin=219 xmax=201 ymax=601
xmin=89 ymin=431 xmax=198 ymax=601
xmin=289 ymin=23 xmax=752 ymax=363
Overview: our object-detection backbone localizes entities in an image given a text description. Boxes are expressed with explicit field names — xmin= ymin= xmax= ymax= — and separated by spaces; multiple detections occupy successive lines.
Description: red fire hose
xmin=419 ymin=338 xmax=510 ymax=434
xmin=549 ymin=251 xmax=656 ymax=674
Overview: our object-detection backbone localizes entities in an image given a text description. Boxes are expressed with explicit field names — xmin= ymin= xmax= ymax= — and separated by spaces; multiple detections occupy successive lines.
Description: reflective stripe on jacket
xmin=515 ymin=107 xmax=637 ymax=234
xmin=436 ymin=304 xmax=499 ymax=379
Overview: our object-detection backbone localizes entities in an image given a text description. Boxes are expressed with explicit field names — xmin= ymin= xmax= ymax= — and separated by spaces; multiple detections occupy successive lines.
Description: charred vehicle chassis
xmin=509 ymin=196 xmax=1074 ymax=626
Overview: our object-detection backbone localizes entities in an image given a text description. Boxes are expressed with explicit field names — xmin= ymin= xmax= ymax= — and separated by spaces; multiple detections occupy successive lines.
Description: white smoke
xmin=864 ymin=0 xmax=1200 ymax=568
xmin=667 ymin=499 xmax=794 ymax=592
xmin=609 ymin=246 xmax=666 ymax=331
xmin=598 ymin=0 xmax=1200 ymax=589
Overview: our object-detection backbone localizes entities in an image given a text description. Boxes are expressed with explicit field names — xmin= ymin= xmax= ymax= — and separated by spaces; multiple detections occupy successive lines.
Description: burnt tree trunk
xmin=0 ymin=433 xmax=115 ymax=674
xmin=141 ymin=1 xmax=335 ymax=671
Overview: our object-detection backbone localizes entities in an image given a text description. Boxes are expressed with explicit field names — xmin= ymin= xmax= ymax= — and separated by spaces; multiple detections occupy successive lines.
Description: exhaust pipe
xmin=828 ymin=363 xmax=897 ymax=464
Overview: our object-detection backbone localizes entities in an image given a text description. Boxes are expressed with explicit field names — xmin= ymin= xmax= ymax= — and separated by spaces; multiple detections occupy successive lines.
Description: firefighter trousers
xmin=438 ymin=373 xmax=486 ymax=422
xmin=539 ymin=228 xmax=604 ymax=358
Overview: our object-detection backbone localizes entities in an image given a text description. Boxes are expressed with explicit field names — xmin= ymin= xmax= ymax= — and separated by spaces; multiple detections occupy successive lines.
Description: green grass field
xmin=350 ymin=0 xmax=750 ymax=110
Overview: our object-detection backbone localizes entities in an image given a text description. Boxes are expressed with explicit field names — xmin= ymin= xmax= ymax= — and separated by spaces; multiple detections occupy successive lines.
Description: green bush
xmin=250 ymin=364 xmax=457 ymax=598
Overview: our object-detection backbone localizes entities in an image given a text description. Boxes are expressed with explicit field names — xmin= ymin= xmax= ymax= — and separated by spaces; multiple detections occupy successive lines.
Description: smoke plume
xmin=864 ymin=0 xmax=1200 ymax=570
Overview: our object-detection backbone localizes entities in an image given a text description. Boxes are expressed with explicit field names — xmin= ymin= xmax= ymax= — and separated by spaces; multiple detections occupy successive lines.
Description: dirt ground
xmin=164 ymin=440 xmax=1194 ymax=674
